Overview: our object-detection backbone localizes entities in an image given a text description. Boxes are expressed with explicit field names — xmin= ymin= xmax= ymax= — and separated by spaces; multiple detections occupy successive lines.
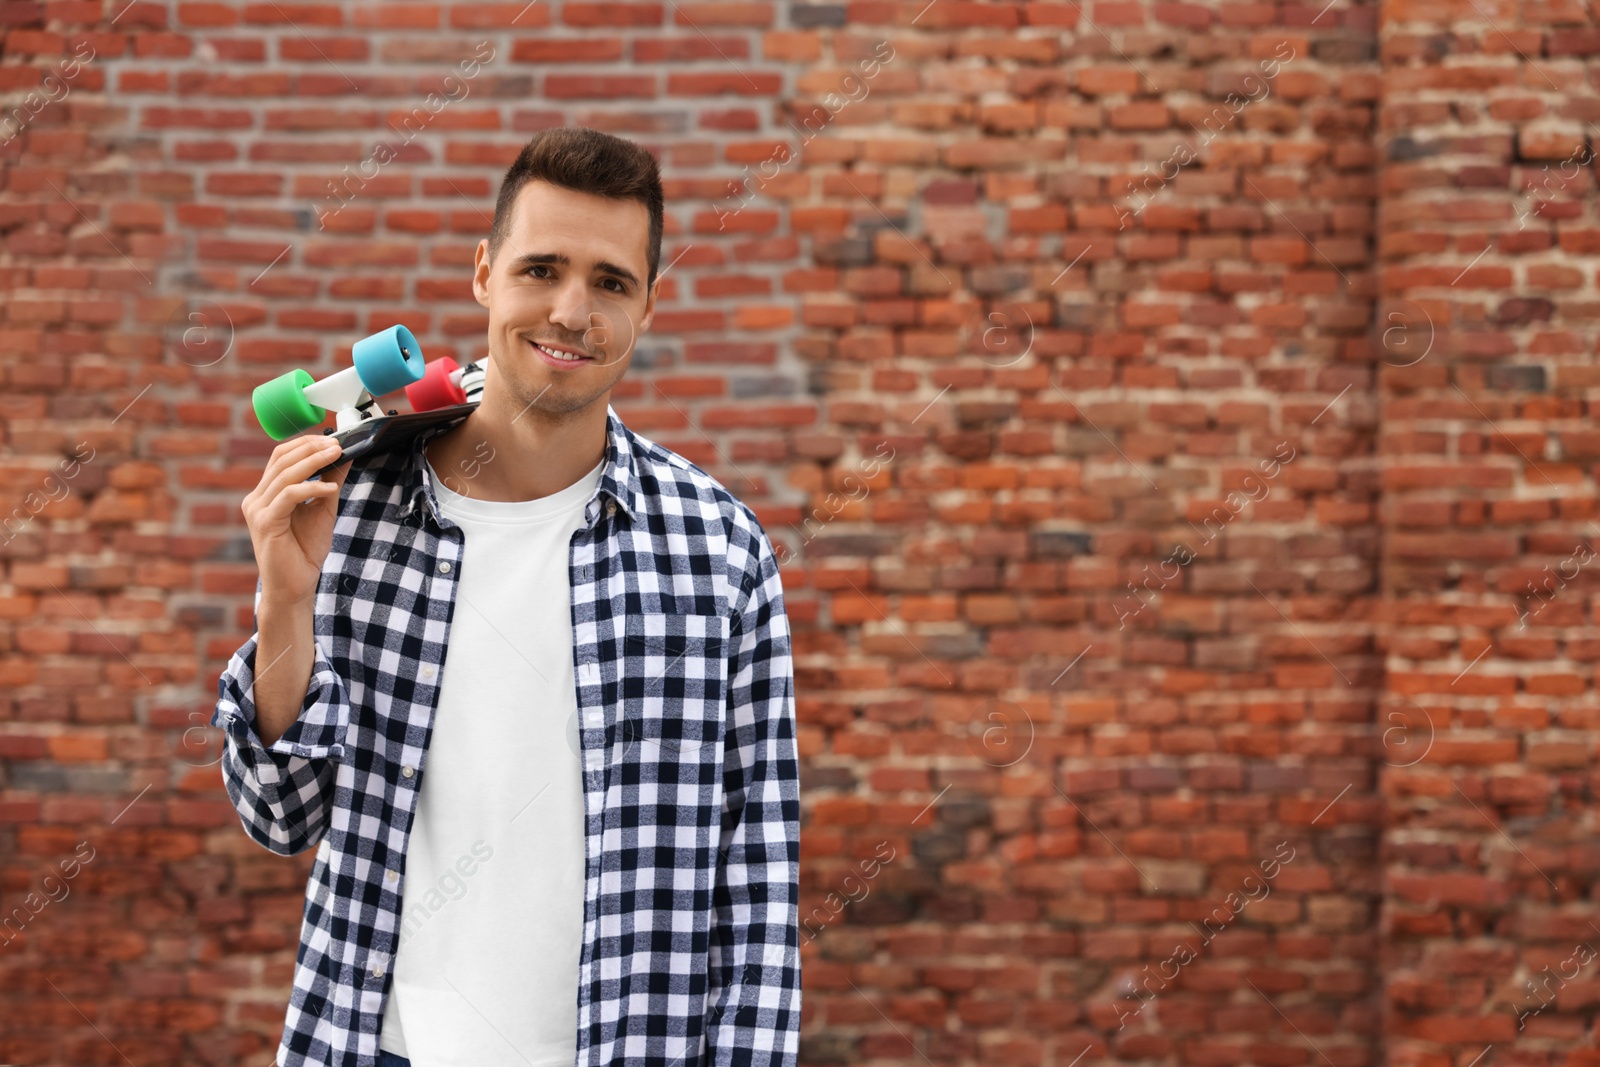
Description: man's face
xmin=472 ymin=180 xmax=655 ymax=417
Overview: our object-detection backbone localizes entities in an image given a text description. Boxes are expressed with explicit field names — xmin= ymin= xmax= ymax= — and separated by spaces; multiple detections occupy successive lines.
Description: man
xmin=213 ymin=126 xmax=801 ymax=1067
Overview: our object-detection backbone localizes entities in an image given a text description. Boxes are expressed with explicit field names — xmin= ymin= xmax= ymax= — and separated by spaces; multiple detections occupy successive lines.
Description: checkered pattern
xmin=213 ymin=392 xmax=800 ymax=1067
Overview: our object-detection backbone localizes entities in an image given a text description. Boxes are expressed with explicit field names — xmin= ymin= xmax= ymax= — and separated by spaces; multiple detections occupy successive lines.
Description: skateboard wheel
xmin=405 ymin=356 xmax=466 ymax=412
xmin=253 ymin=368 xmax=326 ymax=440
xmin=352 ymin=324 xmax=426 ymax=398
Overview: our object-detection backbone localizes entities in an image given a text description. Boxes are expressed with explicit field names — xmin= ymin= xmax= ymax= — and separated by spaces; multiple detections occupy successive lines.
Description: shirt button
xmin=386 ymin=869 xmax=398 ymax=882
xmin=422 ymin=665 xmax=436 ymax=680
xmin=402 ymin=765 xmax=415 ymax=778
xmin=371 ymin=964 xmax=385 ymax=978
xmin=438 ymin=561 xmax=452 ymax=574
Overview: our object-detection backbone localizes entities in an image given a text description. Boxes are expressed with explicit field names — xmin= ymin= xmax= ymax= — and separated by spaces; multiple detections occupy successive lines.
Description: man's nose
xmin=549 ymin=279 xmax=594 ymax=331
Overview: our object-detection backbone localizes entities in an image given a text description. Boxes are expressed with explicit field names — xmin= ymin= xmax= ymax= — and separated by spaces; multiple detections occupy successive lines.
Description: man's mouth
xmin=528 ymin=338 xmax=592 ymax=363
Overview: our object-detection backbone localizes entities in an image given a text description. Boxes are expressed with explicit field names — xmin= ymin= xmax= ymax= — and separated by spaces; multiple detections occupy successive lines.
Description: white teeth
xmin=535 ymin=342 xmax=585 ymax=362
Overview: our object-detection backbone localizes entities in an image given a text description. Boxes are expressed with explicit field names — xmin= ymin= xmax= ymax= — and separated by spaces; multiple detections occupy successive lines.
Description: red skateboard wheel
xmin=405 ymin=356 xmax=466 ymax=412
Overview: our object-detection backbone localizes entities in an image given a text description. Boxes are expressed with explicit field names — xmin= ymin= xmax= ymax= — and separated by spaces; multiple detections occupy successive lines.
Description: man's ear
xmin=472 ymin=239 xmax=491 ymax=308
xmin=638 ymin=278 xmax=657 ymax=334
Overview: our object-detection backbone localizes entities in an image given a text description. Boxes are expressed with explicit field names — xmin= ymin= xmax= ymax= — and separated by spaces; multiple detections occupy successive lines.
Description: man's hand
xmin=241 ymin=436 xmax=349 ymax=609
xmin=239 ymin=435 xmax=349 ymax=747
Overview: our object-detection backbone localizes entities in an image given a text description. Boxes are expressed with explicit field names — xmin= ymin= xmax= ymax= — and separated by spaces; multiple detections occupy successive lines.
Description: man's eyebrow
xmin=507 ymin=251 xmax=641 ymax=290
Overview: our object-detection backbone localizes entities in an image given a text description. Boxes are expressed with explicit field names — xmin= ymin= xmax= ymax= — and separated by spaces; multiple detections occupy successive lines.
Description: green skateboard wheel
xmin=253 ymin=368 xmax=325 ymax=440
xmin=352 ymin=324 xmax=425 ymax=398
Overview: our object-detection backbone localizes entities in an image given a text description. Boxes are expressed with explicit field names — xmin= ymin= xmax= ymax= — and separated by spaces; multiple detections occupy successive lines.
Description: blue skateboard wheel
xmin=352 ymin=324 xmax=426 ymax=398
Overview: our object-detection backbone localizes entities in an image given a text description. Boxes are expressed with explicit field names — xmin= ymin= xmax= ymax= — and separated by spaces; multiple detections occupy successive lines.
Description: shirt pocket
xmin=614 ymin=611 xmax=731 ymax=763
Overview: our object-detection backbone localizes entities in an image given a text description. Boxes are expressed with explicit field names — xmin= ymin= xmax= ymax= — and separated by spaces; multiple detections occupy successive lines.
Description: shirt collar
xmin=397 ymin=403 xmax=641 ymax=529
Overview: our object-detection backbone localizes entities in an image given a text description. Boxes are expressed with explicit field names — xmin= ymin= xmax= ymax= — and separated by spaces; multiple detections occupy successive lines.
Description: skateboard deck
xmin=308 ymin=401 xmax=479 ymax=479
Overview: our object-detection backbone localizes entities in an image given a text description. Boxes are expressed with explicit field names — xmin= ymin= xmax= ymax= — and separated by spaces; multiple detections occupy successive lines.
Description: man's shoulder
xmin=337 ymin=419 xmax=458 ymax=507
xmin=623 ymin=425 xmax=770 ymax=555
xmin=340 ymin=446 xmax=412 ymax=509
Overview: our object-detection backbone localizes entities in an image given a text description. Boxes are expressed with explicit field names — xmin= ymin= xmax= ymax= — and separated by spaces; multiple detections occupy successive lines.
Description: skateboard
xmin=250 ymin=324 xmax=491 ymax=476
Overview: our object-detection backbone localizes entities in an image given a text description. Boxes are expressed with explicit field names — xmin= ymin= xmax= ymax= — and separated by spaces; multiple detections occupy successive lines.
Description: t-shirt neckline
xmin=425 ymin=449 xmax=606 ymax=525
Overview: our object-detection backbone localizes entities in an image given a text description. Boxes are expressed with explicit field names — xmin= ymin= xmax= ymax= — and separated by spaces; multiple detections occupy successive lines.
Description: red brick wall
xmin=1 ymin=2 xmax=1596 ymax=1065
xmin=1380 ymin=0 xmax=1600 ymax=1063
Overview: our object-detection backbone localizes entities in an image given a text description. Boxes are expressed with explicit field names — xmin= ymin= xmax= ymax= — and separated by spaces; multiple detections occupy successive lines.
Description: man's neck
xmin=425 ymin=395 xmax=607 ymax=503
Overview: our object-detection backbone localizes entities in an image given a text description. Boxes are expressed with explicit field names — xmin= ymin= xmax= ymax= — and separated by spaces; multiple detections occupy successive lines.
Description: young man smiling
xmin=214 ymin=127 xmax=801 ymax=1067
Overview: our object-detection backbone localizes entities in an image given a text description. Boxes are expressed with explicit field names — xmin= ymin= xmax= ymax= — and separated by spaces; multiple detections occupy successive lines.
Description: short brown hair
xmin=487 ymin=126 xmax=664 ymax=294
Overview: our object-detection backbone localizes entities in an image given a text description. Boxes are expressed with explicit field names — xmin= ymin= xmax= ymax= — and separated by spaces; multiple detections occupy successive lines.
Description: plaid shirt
xmin=212 ymin=388 xmax=800 ymax=1067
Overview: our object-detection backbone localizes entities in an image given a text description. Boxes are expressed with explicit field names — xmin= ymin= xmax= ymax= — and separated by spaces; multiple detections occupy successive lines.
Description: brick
xmin=561 ymin=2 xmax=664 ymax=25
xmin=543 ymin=74 xmax=657 ymax=99
xmin=510 ymin=38 xmax=625 ymax=63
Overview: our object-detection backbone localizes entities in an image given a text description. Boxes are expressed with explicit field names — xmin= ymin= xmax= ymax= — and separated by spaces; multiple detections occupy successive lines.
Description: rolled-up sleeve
xmin=707 ymin=519 xmax=801 ymax=1066
xmin=212 ymin=620 xmax=351 ymax=857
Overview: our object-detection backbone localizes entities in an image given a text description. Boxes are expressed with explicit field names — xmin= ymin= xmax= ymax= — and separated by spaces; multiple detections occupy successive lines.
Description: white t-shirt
xmin=378 ymin=450 xmax=605 ymax=1066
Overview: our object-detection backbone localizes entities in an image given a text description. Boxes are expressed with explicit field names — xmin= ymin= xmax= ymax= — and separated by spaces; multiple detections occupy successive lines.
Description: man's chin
xmin=495 ymin=383 xmax=607 ymax=421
